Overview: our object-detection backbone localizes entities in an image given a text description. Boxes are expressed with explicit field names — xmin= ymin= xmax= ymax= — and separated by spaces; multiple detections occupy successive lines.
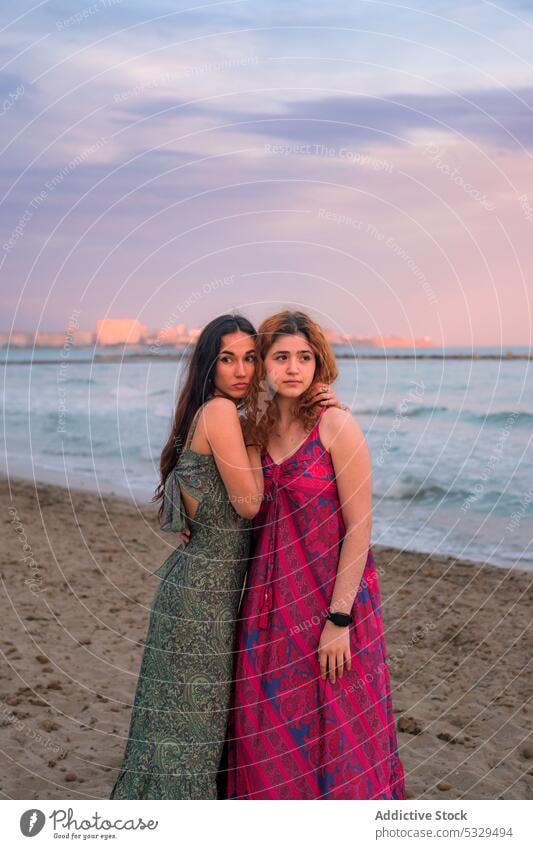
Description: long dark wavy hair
xmin=153 ymin=313 xmax=257 ymax=519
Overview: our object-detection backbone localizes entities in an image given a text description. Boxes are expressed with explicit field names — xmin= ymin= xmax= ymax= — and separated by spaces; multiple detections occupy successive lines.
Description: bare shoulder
xmin=201 ymin=397 xmax=241 ymax=436
xmin=319 ymin=407 xmax=366 ymax=452
xmin=202 ymin=396 xmax=238 ymax=416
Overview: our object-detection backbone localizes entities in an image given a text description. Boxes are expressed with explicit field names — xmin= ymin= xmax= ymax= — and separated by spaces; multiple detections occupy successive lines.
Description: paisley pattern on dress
xmin=225 ymin=408 xmax=407 ymax=800
xmin=109 ymin=405 xmax=251 ymax=800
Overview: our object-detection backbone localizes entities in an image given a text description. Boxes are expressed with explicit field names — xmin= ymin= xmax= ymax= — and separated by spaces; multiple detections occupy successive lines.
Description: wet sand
xmin=1 ymin=474 xmax=531 ymax=800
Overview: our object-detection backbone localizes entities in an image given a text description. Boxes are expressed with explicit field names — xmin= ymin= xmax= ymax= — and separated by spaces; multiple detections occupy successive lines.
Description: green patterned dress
xmin=110 ymin=405 xmax=251 ymax=800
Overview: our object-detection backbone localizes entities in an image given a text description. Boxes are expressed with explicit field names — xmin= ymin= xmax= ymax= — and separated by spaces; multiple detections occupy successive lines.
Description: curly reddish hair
xmin=242 ymin=310 xmax=338 ymax=452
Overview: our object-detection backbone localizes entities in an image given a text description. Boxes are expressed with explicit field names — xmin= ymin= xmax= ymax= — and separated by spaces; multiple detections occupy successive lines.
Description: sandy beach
xmin=1 ymin=474 xmax=531 ymax=801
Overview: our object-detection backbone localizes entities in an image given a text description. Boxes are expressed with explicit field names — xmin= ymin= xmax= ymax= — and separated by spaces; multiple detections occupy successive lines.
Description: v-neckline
xmin=265 ymin=413 xmax=322 ymax=468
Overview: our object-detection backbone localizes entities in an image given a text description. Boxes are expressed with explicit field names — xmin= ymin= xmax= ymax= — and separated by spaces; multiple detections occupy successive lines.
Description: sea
xmin=1 ymin=345 xmax=532 ymax=571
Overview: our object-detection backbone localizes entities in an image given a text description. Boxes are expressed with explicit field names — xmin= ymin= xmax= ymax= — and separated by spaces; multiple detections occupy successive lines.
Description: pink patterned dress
xmin=225 ymin=408 xmax=406 ymax=799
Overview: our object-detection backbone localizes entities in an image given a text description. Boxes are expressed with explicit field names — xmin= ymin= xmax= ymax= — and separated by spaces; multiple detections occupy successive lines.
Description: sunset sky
xmin=1 ymin=1 xmax=532 ymax=346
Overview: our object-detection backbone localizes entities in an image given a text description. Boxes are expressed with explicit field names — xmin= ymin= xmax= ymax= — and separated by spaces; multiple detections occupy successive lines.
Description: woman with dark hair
xmin=110 ymin=313 xmax=337 ymax=800
xmin=225 ymin=310 xmax=406 ymax=800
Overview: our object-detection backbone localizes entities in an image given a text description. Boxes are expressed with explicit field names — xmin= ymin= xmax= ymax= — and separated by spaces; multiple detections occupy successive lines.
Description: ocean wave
xmin=375 ymin=478 xmax=532 ymax=510
xmin=354 ymin=404 xmax=448 ymax=417
xmin=63 ymin=377 xmax=96 ymax=386
xmin=375 ymin=480 xmax=469 ymax=502
xmin=355 ymin=405 xmax=532 ymax=426
xmin=462 ymin=410 xmax=533 ymax=426
xmin=375 ymin=477 xmax=514 ymax=503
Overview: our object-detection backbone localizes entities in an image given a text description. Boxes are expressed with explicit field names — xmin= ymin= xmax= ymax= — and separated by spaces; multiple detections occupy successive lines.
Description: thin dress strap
xmin=184 ymin=405 xmax=205 ymax=451
xmin=314 ymin=405 xmax=327 ymax=430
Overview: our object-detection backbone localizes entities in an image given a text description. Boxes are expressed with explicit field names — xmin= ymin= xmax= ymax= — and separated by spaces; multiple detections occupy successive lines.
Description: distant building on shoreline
xmin=325 ymin=331 xmax=433 ymax=349
xmin=0 ymin=321 xmax=434 ymax=350
xmin=96 ymin=318 xmax=147 ymax=346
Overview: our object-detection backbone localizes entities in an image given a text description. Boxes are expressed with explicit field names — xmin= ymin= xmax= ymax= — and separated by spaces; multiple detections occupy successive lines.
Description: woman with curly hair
xmin=224 ymin=310 xmax=406 ymax=800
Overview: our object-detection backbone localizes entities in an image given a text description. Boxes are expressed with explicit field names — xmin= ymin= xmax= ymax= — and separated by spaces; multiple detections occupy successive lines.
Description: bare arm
xmin=246 ymin=444 xmax=263 ymax=495
xmin=317 ymin=407 xmax=372 ymax=683
xmin=323 ymin=408 xmax=372 ymax=612
xmin=201 ymin=398 xmax=264 ymax=519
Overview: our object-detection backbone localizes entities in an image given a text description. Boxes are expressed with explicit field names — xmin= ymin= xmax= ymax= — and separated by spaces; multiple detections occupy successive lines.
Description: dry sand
xmin=1 ymin=474 xmax=531 ymax=800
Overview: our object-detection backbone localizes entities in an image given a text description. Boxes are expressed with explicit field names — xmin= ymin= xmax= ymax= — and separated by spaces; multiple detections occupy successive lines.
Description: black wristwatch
xmin=326 ymin=610 xmax=353 ymax=627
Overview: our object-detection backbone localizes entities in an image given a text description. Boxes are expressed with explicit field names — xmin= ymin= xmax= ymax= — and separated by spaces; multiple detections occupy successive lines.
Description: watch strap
xmin=327 ymin=610 xmax=353 ymax=627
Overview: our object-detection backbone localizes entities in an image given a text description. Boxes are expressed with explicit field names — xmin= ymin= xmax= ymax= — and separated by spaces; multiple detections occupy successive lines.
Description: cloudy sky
xmin=1 ymin=0 xmax=532 ymax=345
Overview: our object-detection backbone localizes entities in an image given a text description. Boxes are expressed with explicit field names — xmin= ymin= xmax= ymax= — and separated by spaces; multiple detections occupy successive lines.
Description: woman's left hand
xmin=318 ymin=620 xmax=352 ymax=685
xmin=177 ymin=528 xmax=191 ymax=546
xmin=310 ymin=383 xmax=349 ymax=411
